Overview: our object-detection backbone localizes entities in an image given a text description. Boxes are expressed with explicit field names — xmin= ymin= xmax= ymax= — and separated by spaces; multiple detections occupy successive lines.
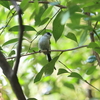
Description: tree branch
xmin=85 ymin=12 xmax=100 ymax=66
xmin=9 ymin=0 xmax=24 ymax=75
xmin=2 ymin=0 xmax=67 ymax=9
xmin=90 ymin=21 xmax=100 ymax=66
xmin=0 ymin=52 xmax=26 ymax=100
xmin=7 ymin=45 xmax=88 ymax=59
xmin=0 ymin=0 xmax=26 ymax=99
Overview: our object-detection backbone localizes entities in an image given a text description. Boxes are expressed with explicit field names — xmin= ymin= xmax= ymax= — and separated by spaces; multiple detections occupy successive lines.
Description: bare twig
xmin=7 ymin=45 xmax=88 ymax=59
xmin=3 ymin=0 xmax=67 ymax=9
xmin=44 ymin=8 xmax=61 ymax=29
xmin=0 ymin=11 xmax=16 ymax=35
xmin=59 ymin=61 xmax=72 ymax=72
xmin=29 ymin=1 xmax=67 ymax=9
xmin=58 ymin=59 xmax=100 ymax=92
xmin=84 ymin=80 xmax=100 ymax=92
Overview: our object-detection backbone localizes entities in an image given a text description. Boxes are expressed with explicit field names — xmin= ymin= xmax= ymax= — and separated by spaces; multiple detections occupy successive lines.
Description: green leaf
xmin=33 ymin=0 xmax=39 ymax=14
xmin=0 ymin=1 xmax=10 ymax=9
xmin=86 ymin=66 xmax=96 ymax=75
xmin=68 ymin=72 xmax=83 ymax=79
xmin=20 ymin=0 xmax=29 ymax=11
xmin=65 ymin=32 xmax=78 ymax=43
xmin=67 ymin=24 xmax=88 ymax=30
xmin=34 ymin=7 xmax=45 ymax=26
xmin=79 ymin=29 xmax=88 ymax=46
xmin=61 ymin=10 xmax=70 ymax=25
xmin=39 ymin=18 xmax=49 ymax=26
xmin=53 ymin=11 xmax=64 ymax=41
xmin=41 ymin=6 xmax=53 ymax=20
xmin=87 ymin=42 xmax=99 ymax=48
xmin=44 ymin=56 xmax=59 ymax=76
xmin=94 ymin=47 xmax=100 ymax=54
xmin=86 ymin=55 xmax=97 ymax=63
xmin=34 ymin=55 xmax=59 ymax=82
xmin=8 ymin=60 xmax=14 ymax=67
xmin=9 ymin=25 xmax=36 ymax=32
xmin=8 ymin=50 xmax=15 ymax=57
xmin=63 ymin=82 xmax=75 ymax=90
xmin=28 ymin=98 xmax=37 ymax=100
xmin=34 ymin=68 xmax=44 ymax=83
xmin=88 ymin=42 xmax=100 ymax=54
xmin=57 ymin=68 xmax=69 ymax=75
xmin=2 ymin=38 xmax=18 ymax=46
xmin=69 ymin=5 xmax=80 ymax=15
xmin=27 ymin=98 xmax=37 ymax=100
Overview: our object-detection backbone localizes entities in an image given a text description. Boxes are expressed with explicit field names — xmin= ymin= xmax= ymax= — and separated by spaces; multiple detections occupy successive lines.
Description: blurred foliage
xmin=0 ymin=0 xmax=100 ymax=100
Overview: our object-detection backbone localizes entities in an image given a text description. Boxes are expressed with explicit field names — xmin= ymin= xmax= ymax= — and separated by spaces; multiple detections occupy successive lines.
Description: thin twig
xmin=0 ymin=11 xmax=16 ymax=35
xmin=29 ymin=1 xmax=67 ymax=9
xmin=44 ymin=8 xmax=61 ymax=29
xmin=59 ymin=61 xmax=72 ymax=72
xmin=3 ymin=0 xmax=67 ymax=9
xmin=84 ymin=80 xmax=100 ymax=92
xmin=58 ymin=58 xmax=100 ymax=92
xmin=7 ymin=45 xmax=88 ymax=59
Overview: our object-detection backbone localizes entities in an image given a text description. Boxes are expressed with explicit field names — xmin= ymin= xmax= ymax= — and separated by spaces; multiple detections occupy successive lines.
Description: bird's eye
xmin=47 ymin=32 xmax=51 ymax=36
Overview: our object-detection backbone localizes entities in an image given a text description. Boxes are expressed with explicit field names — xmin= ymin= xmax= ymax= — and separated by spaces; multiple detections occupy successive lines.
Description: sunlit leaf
xmin=69 ymin=5 xmax=80 ymax=15
xmin=67 ymin=24 xmax=88 ymax=29
xmin=9 ymin=25 xmax=36 ymax=31
xmin=57 ymin=68 xmax=69 ymax=75
xmin=2 ymin=38 xmax=18 ymax=46
xmin=87 ymin=42 xmax=99 ymax=48
xmin=53 ymin=11 xmax=64 ymax=41
xmin=27 ymin=98 xmax=37 ymax=100
xmin=34 ymin=6 xmax=45 ymax=25
xmin=39 ymin=18 xmax=49 ymax=26
xmin=65 ymin=32 xmax=78 ymax=43
xmin=33 ymin=0 xmax=39 ymax=14
xmin=86 ymin=66 xmax=96 ymax=75
xmin=79 ymin=29 xmax=88 ymax=46
xmin=8 ymin=60 xmax=14 ymax=67
xmin=88 ymin=42 xmax=100 ymax=54
xmin=8 ymin=50 xmax=15 ymax=57
xmin=20 ymin=0 xmax=29 ymax=11
xmin=34 ymin=68 xmax=44 ymax=83
xmin=63 ymin=82 xmax=75 ymax=90
xmin=41 ymin=6 xmax=53 ymax=20
xmin=44 ymin=56 xmax=59 ymax=76
xmin=61 ymin=10 xmax=70 ymax=25
xmin=0 ymin=1 xmax=10 ymax=9
xmin=68 ymin=72 xmax=83 ymax=79
xmin=34 ymin=56 xmax=59 ymax=82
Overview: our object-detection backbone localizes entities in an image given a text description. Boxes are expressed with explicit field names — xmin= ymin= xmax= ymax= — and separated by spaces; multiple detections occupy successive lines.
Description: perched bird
xmin=38 ymin=32 xmax=52 ymax=62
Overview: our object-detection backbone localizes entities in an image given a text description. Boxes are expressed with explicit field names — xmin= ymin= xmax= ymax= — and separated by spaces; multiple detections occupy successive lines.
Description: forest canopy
xmin=0 ymin=0 xmax=100 ymax=100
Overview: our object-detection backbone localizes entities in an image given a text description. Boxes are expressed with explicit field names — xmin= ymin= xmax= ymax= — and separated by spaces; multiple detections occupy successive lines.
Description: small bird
xmin=38 ymin=32 xmax=52 ymax=62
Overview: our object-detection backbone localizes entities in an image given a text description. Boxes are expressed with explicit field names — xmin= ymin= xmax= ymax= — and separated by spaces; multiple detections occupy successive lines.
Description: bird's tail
xmin=47 ymin=54 xmax=52 ymax=62
xmin=47 ymin=54 xmax=56 ymax=70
